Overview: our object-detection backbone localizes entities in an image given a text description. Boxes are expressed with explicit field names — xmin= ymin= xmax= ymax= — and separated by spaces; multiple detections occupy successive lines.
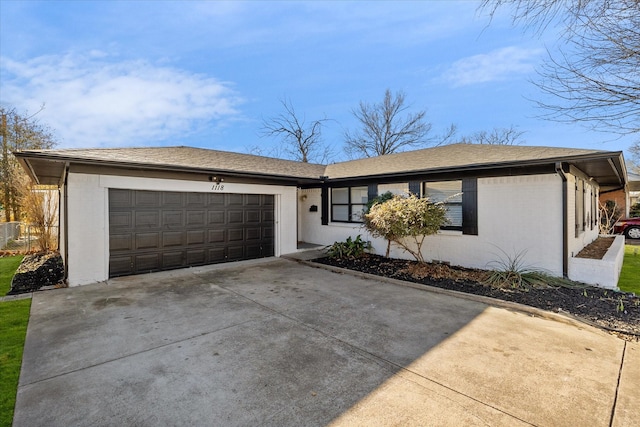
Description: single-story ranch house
xmin=15 ymin=144 xmax=628 ymax=288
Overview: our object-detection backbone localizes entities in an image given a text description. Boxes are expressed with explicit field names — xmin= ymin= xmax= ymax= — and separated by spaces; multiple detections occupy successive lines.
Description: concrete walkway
xmin=14 ymin=258 xmax=638 ymax=426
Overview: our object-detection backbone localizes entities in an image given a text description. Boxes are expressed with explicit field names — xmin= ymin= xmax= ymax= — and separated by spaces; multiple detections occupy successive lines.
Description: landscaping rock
xmin=9 ymin=252 xmax=65 ymax=295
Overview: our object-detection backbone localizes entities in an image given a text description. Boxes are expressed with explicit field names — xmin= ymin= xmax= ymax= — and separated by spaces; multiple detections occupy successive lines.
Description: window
xmin=378 ymin=183 xmax=409 ymax=196
xmin=576 ymin=178 xmax=585 ymax=236
xmin=424 ymin=181 xmax=462 ymax=229
xmin=331 ymin=186 xmax=368 ymax=222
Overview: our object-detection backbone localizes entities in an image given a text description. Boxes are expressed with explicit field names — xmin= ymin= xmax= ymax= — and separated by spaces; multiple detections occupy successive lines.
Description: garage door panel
xmin=186 ymin=250 xmax=206 ymax=265
xmin=262 ymin=210 xmax=274 ymax=222
xmin=110 ymin=189 xmax=134 ymax=208
xmin=187 ymin=193 xmax=205 ymax=205
xmin=245 ymin=227 xmax=261 ymax=240
xmin=227 ymin=245 xmax=244 ymax=260
xmin=136 ymin=253 xmax=160 ymax=272
xmin=208 ymin=211 xmax=224 ymax=224
xmin=263 ymin=244 xmax=274 ymax=257
xmin=109 ymin=189 xmax=275 ymax=278
xmin=187 ymin=211 xmax=205 ymax=226
xmin=208 ymin=229 xmax=225 ymax=243
xmin=110 ymin=212 xmax=132 ymax=229
xmin=136 ymin=191 xmax=161 ymax=207
xmin=136 ymin=232 xmax=160 ymax=250
xmin=162 ymin=211 xmax=184 ymax=227
xmin=245 ymin=210 xmax=260 ymax=222
xmin=135 ymin=211 xmax=160 ymax=228
xmin=207 ymin=193 xmax=225 ymax=205
xmin=228 ymin=210 xmax=243 ymax=223
xmin=228 ymin=229 xmax=243 ymax=241
xmin=208 ymin=247 xmax=225 ymax=263
xmin=162 ymin=231 xmax=184 ymax=247
xmin=110 ymin=256 xmax=133 ymax=276
xmin=162 ymin=251 xmax=184 ymax=269
xmin=263 ymin=226 xmax=274 ymax=239
xmin=245 ymin=194 xmax=261 ymax=205
xmin=187 ymin=230 xmax=206 ymax=245
xmin=162 ymin=192 xmax=183 ymax=206
xmin=110 ymin=234 xmax=133 ymax=251
xmin=227 ymin=194 xmax=243 ymax=205
xmin=245 ymin=244 xmax=261 ymax=258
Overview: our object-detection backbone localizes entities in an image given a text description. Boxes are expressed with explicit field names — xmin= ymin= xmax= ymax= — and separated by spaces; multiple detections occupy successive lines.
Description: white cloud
xmin=441 ymin=46 xmax=544 ymax=87
xmin=0 ymin=53 xmax=242 ymax=148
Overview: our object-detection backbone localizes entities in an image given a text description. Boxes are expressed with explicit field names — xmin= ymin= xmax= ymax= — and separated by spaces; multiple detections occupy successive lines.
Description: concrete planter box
xmin=568 ymin=235 xmax=625 ymax=290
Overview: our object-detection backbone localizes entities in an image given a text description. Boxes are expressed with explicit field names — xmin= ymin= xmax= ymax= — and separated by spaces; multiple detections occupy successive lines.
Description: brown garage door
xmin=108 ymin=189 xmax=274 ymax=277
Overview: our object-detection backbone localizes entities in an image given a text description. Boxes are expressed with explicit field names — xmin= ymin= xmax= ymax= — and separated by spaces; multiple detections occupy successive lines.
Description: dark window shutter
xmin=367 ymin=184 xmax=378 ymax=202
xmin=321 ymin=187 xmax=328 ymax=225
xmin=462 ymin=178 xmax=478 ymax=235
xmin=408 ymin=181 xmax=421 ymax=196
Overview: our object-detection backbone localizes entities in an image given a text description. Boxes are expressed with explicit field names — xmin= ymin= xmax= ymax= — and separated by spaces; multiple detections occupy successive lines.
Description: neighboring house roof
xmin=15 ymin=143 xmax=627 ymax=190
xmin=628 ymin=171 xmax=640 ymax=192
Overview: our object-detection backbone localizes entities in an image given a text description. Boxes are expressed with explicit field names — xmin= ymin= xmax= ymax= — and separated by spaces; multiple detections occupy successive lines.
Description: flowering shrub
xmin=363 ymin=194 xmax=448 ymax=263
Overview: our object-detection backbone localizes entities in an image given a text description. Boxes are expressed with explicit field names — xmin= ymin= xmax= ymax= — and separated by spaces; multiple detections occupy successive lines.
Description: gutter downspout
xmin=555 ymin=162 xmax=568 ymax=278
xmin=62 ymin=163 xmax=70 ymax=282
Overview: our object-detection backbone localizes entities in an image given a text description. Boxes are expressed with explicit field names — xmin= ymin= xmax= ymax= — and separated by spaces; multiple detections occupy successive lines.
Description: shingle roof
xmin=21 ymin=146 xmax=327 ymax=180
xmin=324 ymin=143 xmax=613 ymax=179
xmin=15 ymin=143 xmax=626 ymax=188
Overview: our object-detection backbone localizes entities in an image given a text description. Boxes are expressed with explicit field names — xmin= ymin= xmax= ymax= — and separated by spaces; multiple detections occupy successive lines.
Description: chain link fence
xmin=1 ymin=222 xmax=21 ymax=249
xmin=0 ymin=223 xmax=59 ymax=253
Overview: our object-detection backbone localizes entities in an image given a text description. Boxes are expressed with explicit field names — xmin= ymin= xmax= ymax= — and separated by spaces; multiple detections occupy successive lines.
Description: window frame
xmin=330 ymin=186 xmax=368 ymax=223
xmin=423 ymin=180 xmax=463 ymax=231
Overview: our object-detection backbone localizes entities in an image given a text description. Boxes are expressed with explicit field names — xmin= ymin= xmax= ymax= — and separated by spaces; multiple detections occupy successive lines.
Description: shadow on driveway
xmin=14 ymin=258 xmax=634 ymax=426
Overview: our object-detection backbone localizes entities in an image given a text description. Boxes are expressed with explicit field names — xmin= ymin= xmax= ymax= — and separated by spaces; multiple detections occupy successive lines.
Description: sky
xmin=0 ymin=0 xmax=637 ymax=164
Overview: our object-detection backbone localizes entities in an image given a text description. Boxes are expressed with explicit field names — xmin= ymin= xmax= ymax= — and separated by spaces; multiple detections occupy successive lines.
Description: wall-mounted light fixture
xmin=208 ymin=176 xmax=224 ymax=183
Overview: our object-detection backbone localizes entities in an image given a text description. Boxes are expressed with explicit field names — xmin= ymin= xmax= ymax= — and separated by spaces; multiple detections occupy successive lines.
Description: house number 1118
xmin=211 ymin=184 xmax=224 ymax=191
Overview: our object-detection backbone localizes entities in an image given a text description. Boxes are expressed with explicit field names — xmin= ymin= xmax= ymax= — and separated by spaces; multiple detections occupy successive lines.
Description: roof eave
xmin=14 ymin=151 xmax=324 ymax=186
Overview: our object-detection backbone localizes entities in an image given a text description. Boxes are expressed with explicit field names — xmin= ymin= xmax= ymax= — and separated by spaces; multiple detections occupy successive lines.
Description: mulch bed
xmin=314 ymin=254 xmax=640 ymax=341
xmin=575 ymin=236 xmax=614 ymax=259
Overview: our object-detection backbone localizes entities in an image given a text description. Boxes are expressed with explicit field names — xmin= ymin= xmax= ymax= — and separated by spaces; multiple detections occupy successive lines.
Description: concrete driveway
xmin=14 ymin=258 xmax=638 ymax=426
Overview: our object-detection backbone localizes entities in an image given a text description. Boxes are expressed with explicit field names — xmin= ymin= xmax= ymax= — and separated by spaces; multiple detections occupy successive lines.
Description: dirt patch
xmin=315 ymin=254 xmax=639 ymax=341
xmin=575 ymin=236 xmax=615 ymax=259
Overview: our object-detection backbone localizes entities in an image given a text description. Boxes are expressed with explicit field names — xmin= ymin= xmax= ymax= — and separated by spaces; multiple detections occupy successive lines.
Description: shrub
xmin=365 ymin=191 xmax=394 ymax=213
xmin=363 ymin=194 xmax=448 ymax=263
xmin=326 ymin=235 xmax=371 ymax=258
xmin=630 ymin=202 xmax=640 ymax=218
xmin=485 ymin=249 xmax=584 ymax=290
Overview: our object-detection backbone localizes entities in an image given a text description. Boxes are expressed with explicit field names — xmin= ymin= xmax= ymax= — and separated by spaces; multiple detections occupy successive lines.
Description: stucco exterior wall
xmin=300 ymin=174 xmax=566 ymax=276
xmin=65 ymin=173 xmax=298 ymax=286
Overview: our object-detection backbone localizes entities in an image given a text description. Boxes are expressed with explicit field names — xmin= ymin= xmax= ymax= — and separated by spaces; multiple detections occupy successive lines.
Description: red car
xmin=614 ymin=217 xmax=640 ymax=239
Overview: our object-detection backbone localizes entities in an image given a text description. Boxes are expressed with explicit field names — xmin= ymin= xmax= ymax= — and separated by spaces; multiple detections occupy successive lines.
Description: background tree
xmin=1 ymin=106 xmax=57 ymax=222
xmin=480 ymin=0 xmax=640 ymax=148
xmin=16 ymin=172 xmax=59 ymax=251
xmin=344 ymin=89 xmax=452 ymax=158
xmin=259 ymin=98 xmax=331 ymax=163
xmin=460 ymin=125 xmax=526 ymax=145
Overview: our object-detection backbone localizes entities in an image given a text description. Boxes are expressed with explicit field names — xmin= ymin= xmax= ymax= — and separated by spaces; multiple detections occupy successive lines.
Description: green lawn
xmin=0 ymin=256 xmax=23 ymax=295
xmin=618 ymin=245 xmax=640 ymax=295
xmin=0 ymin=255 xmax=30 ymax=427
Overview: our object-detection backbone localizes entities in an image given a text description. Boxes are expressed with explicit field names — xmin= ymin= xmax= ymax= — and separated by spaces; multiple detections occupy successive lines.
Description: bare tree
xmin=16 ymin=172 xmax=59 ymax=252
xmin=344 ymin=89 xmax=440 ymax=158
xmin=260 ymin=98 xmax=331 ymax=163
xmin=480 ymin=1 xmax=640 ymax=138
xmin=1 ymin=105 xmax=57 ymax=222
xmin=460 ymin=125 xmax=526 ymax=145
